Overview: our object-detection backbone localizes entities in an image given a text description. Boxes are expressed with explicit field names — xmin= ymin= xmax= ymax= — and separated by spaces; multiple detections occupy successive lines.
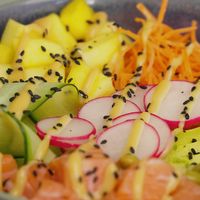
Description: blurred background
xmin=0 ymin=0 xmax=200 ymax=37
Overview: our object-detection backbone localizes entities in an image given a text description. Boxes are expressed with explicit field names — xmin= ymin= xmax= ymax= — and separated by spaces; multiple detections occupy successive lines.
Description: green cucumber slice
xmin=0 ymin=110 xmax=25 ymax=157
xmin=30 ymin=84 xmax=80 ymax=121
xmin=0 ymin=83 xmax=25 ymax=109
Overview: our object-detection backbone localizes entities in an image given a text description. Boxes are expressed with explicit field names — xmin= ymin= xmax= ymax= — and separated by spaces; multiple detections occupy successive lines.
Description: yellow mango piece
xmin=15 ymin=37 xmax=65 ymax=68
xmin=0 ymin=64 xmax=10 ymax=79
xmin=0 ymin=44 xmax=13 ymax=64
xmin=60 ymin=0 xmax=94 ymax=39
xmin=1 ymin=19 xmax=43 ymax=52
xmin=86 ymin=12 xmax=118 ymax=40
xmin=86 ymin=70 xmax=115 ymax=100
xmin=1 ymin=19 xmax=25 ymax=50
xmin=66 ymin=60 xmax=90 ymax=89
xmin=34 ymin=13 xmax=76 ymax=52
xmin=76 ymin=33 xmax=121 ymax=68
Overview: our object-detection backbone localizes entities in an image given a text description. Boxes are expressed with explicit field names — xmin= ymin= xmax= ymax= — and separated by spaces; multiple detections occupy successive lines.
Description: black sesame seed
xmin=6 ymin=68 xmax=13 ymax=75
xmin=41 ymin=46 xmax=46 ymax=52
xmin=174 ymin=136 xmax=178 ymax=142
xmin=88 ymin=45 xmax=93 ymax=49
xmin=20 ymin=50 xmax=25 ymax=57
xmin=121 ymin=40 xmax=126 ymax=46
xmin=122 ymin=96 xmax=127 ymax=103
xmin=94 ymin=144 xmax=100 ymax=149
xmin=77 ymin=39 xmax=85 ymax=43
xmin=137 ymin=51 xmax=143 ymax=56
xmin=104 ymin=71 xmax=112 ymax=77
xmin=79 ymin=90 xmax=88 ymax=99
xmin=161 ymin=72 xmax=165 ymax=77
xmin=167 ymin=65 xmax=171 ymax=70
xmin=102 ymin=125 xmax=108 ymax=129
xmin=56 ymin=123 xmax=62 ymax=127
xmin=50 ymin=87 xmax=61 ymax=92
xmin=85 ymin=166 xmax=98 ymax=176
xmin=113 ymin=171 xmax=119 ymax=179
xmin=18 ymin=67 xmax=23 ymax=71
xmin=103 ymin=153 xmax=110 ymax=158
xmin=185 ymin=113 xmax=190 ymax=120
xmin=113 ymin=22 xmax=120 ymax=27
xmin=159 ymin=44 xmax=165 ymax=48
xmin=127 ymin=91 xmax=132 ymax=98
xmin=0 ymin=104 xmax=6 ymax=108
xmin=85 ymin=154 xmax=92 ymax=159
xmin=112 ymin=94 xmax=118 ymax=99
xmin=86 ymin=20 xmax=94 ymax=24
xmin=45 ymin=94 xmax=52 ymax=99
xmin=55 ymin=71 xmax=60 ymax=77
xmin=136 ymin=66 xmax=142 ymax=72
xmin=74 ymin=59 xmax=81 ymax=65
xmin=139 ymin=85 xmax=147 ymax=89
xmin=191 ymin=86 xmax=196 ymax=92
xmin=188 ymin=152 xmax=193 ymax=160
xmin=66 ymin=25 xmax=70 ymax=32
xmin=49 ymin=53 xmax=55 ymax=59
xmin=9 ymin=96 xmax=16 ymax=102
xmin=32 ymin=170 xmax=38 ymax=177
xmin=96 ymin=19 xmax=100 ymax=24
xmin=134 ymin=73 xmax=141 ymax=77
xmin=114 ymin=74 xmax=118 ymax=81
xmin=37 ymin=162 xmax=47 ymax=168
xmin=16 ymin=58 xmax=23 ymax=63
xmin=191 ymin=162 xmax=197 ymax=165
xmin=191 ymin=148 xmax=196 ymax=155
xmin=67 ymin=78 xmax=73 ymax=83
xmin=100 ymin=140 xmax=107 ymax=145
xmin=112 ymin=103 xmax=115 ymax=108
xmin=191 ymin=138 xmax=197 ymax=143
xmin=172 ymin=171 xmax=178 ymax=178
xmin=189 ymin=96 xmax=194 ymax=101
xmin=103 ymin=115 xmax=109 ymax=119
xmin=183 ymin=100 xmax=190 ymax=105
xmin=47 ymin=69 xmax=52 ymax=76
xmin=69 ymin=113 xmax=73 ymax=118
xmin=130 ymin=146 xmax=135 ymax=154
xmin=48 ymin=168 xmax=55 ymax=176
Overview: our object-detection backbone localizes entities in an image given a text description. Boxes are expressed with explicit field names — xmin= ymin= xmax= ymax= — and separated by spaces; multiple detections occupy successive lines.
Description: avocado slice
xmin=165 ymin=127 xmax=200 ymax=168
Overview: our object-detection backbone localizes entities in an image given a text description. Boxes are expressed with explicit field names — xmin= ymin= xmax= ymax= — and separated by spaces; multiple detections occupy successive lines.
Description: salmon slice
xmin=113 ymin=159 xmax=174 ymax=200
xmin=30 ymin=179 xmax=71 ymax=200
xmin=23 ymin=162 xmax=55 ymax=198
xmin=2 ymin=154 xmax=17 ymax=192
xmin=172 ymin=177 xmax=200 ymax=200
xmin=49 ymin=143 xmax=118 ymax=200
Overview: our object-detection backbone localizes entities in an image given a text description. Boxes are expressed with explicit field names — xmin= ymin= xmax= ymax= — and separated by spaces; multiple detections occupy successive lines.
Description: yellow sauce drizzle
xmin=0 ymin=153 xmax=2 ymax=191
xmin=35 ymin=135 xmax=51 ymax=161
xmin=11 ymin=162 xmax=34 ymax=196
xmin=162 ymin=172 xmax=180 ymax=200
xmin=132 ymin=160 xmax=146 ymax=200
xmin=106 ymin=20 xmax=155 ymax=127
xmin=68 ymin=151 xmax=89 ymax=200
xmin=94 ymin=163 xmax=118 ymax=199
xmin=47 ymin=115 xmax=72 ymax=135
xmin=8 ymin=82 xmax=40 ymax=119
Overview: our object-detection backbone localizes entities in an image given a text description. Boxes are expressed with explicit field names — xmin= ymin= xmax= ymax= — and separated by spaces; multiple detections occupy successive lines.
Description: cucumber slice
xmin=26 ymin=82 xmax=65 ymax=113
xmin=0 ymin=110 xmax=57 ymax=164
xmin=30 ymin=84 xmax=80 ymax=121
xmin=0 ymin=110 xmax=25 ymax=157
xmin=0 ymin=83 xmax=25 ymax=108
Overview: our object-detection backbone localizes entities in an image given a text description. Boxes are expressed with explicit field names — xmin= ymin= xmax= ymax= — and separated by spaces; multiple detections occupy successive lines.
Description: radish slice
xmin=96 ymin=120 xmax=159 ymax=161
xmin=78 ymin=96 xmax=141 ymax=132
xmin=128 ymin=85 xmax=153 ymax=111
xmin=113 ymin=112 xmax=172 ymax=156
xmin=144 ymin=81 xmax=200 ymax=129
xmin=115 ymin=86 xmax=152 ymax=111
xmin=36 ymin=117 xmax=96 ymax=142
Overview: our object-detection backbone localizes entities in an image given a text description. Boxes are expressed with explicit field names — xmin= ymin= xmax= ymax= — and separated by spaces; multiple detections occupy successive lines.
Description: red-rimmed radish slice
xmin=78 ymin=96 xmax=141 ymax=132
xmin=144 ymin=81 xmax=200 ymax=130
xmin=115 ymin=85 xmax=153 ymax=111
xmin=96 ymin=120 xmax=159 ymax=161
xmin=113 ymin=112 xmax=172 ymax=156
xmin=36 ymin=117 xmax=96 ymax=142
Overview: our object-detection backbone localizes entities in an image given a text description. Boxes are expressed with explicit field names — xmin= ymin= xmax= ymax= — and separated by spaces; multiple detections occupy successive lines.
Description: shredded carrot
xmin=113 ymin=0 xmax=200 ymax=90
